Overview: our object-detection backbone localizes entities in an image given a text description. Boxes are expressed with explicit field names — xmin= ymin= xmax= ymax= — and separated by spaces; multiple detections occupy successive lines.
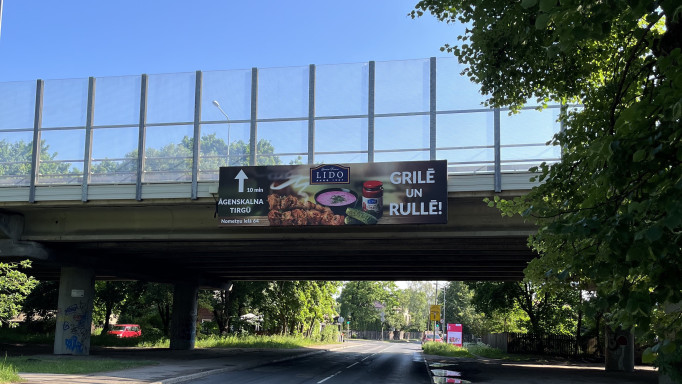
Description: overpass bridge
xmin=0 ymin=57 xmax=560 ymax=352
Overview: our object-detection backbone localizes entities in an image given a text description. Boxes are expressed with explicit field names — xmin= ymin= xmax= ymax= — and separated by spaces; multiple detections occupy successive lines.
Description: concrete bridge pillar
xmin=169 ymin=282 xmax=199 ymax=350
xmin=605 ymin=326 xmax=634 ymax=372
xmin=53 ymin=267 xmax=95 ymax=355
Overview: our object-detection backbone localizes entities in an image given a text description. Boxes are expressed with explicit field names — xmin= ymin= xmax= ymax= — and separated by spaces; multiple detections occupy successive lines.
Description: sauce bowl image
xmin=314 ymin=188 xmax=359 ymax=215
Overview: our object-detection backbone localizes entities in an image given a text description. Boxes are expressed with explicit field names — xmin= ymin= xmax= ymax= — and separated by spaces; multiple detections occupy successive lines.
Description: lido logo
xmin=310 ymin=164 xmax=350 ymax=184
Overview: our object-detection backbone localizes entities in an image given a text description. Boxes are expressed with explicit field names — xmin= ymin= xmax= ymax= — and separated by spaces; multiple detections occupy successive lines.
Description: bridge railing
xmin=0 ymin=57 xmax=565 ymax=201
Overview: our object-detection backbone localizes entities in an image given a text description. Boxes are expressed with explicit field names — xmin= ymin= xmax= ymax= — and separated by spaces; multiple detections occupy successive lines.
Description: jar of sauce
xmin=362 ymin=180 xmax=383 ymax=217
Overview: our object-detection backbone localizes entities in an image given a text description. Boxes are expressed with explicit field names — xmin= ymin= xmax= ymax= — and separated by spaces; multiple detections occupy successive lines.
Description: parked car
xmin=107 ymin=324 xmax=141 ymax=338
xmin=421 ymin=332 xmax=443 ymax=346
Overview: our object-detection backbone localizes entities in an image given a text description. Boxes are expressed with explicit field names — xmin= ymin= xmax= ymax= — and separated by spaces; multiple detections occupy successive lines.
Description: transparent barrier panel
xmin=147 ymin=72 xmax=195 ymax=124
xmin=375 ymin=59 xmax=429 ymax=114
xmin=257 ymin=120 xmax=307 ymax=164
xmin=314 ymin=152 xmax=368 ymax=165
xmin=0 ymin=80 xmax=36 ymax=130
xmin=375 ymin=115 xmax=429 ymax=152
xmin=42 ymin=78 xmax=88 ymax=128
xmin=144 ymin=124 xmax=193 ymax=182
xmin=37 ymin=129 xmax=85 ymax=185
xmin=375 ymin=150 xmax=430 ymax=163
xmin=500 ymin=107 xmax=561 ymax=171
xmin=439 ymin=148 xmax=495 ymax=174
xmin=436 ymin=57 xmax=487 ymax=111
xmin=436 ymin=111 xmax=494 ymax=149
xmin=202 ymin=69 xmax=252 ymax=122
xmin=315 ymin=118 xmax=367 ymax=154
xmin=316 ymin=62 xmax=369 ymax=117
xmin=0 ymin=131 xmax=34 ymax=186
xmin=198 ymin=122 xmax=251 ymax=176
xmin=258 ymin=66 xmax=308 ymax=119
xmin=94 ymin=75 xmax=142 ymax=126
xmin=90 ymin=127 xmax=139 ymax=184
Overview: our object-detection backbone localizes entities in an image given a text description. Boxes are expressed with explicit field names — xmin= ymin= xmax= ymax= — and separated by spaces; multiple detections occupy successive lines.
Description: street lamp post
xmin=0 ymin=0 xmax=4 ymax=40
xmin=212 ymin=100 xmax=231 ymax=166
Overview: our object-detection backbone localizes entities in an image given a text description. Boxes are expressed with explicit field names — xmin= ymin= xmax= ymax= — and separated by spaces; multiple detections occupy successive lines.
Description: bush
xmin=319 ymin=324 xmax=340 ymax=343
xmin=0 ymin=356 xmax=21 ymax=384
xmin=422 ymin=342 xmax=473 ymax=357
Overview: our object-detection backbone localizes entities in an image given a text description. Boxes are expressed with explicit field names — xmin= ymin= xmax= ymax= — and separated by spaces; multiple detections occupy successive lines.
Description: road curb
xmin=157 ymin=343 xmax=357 ymax=384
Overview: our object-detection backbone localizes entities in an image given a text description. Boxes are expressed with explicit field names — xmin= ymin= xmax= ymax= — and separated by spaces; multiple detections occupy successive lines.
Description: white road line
xmin=317 ymin=371 xmax=342 ymax=383
xmin=346 ymin=361 xmax=359 ymax=368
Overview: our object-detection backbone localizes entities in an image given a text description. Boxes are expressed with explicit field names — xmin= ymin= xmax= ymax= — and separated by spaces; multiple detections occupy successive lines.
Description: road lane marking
xmin=318 ymin=371 xmax=342 ymax=383
xmin=346 ymin=361 xmax=359 ymax=368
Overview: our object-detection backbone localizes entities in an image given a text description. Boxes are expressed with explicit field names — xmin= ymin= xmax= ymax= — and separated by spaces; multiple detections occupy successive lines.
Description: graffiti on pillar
xmin=65 ymin=336 xmax=84 ymax=354
xmin=58 ymin=300 xmax=92 ymax=354
xmin=607 ymin=328 xmax=630 ymax=371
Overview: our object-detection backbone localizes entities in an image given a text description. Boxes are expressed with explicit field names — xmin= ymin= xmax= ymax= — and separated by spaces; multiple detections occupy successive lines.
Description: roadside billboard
xmin=217 ymin=160 xmax=447 ymax=227
xmin=446 ymin=323 xmax=463 ymax=347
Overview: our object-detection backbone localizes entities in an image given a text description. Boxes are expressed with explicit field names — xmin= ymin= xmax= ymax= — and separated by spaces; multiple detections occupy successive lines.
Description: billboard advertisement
xmin=217 ymin=160 xmax=448 ymax=227
xmin=447 ymin=323 xmax=463 ymax=347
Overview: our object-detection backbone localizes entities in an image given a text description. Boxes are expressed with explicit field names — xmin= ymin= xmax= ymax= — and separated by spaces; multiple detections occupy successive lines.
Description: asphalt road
xmin=187 ymin=340 xmax=431 ymax=384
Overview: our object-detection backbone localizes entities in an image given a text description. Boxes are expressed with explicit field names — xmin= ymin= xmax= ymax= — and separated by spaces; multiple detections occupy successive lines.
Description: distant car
xmin=107 ymin=324 xmax=141 ymax=338
xmin=421 ymin=332 xmax=443 ymax=345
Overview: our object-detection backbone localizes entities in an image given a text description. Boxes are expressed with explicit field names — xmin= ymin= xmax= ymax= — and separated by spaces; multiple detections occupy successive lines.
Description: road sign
xmin=429 ymin=305 xmax=441 ymax=321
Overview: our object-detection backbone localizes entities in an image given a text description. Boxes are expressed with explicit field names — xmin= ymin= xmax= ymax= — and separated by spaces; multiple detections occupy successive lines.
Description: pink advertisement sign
xmin=446 ymin=323 xmax=463 ymax=347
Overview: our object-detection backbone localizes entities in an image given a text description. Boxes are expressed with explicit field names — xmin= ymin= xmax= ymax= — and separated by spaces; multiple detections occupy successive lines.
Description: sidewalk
xmin=17 ymin=343 xmax=353 ymax=384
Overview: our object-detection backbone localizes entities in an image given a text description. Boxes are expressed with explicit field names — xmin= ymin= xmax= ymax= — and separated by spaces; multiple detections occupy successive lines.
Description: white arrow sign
xmin=235 ymin=170 xmax=248 ymax=192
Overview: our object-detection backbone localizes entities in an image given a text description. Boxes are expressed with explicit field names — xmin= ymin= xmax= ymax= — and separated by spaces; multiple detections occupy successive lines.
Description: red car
xmin=107 ymin=324 xmax=141 ymax=338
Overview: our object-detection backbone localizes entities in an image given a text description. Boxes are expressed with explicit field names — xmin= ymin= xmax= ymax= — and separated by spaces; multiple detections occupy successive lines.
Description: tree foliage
xmin=440 ymin=281 xmax=488 ymax=335
xmin=337 ymin=281 xmax=402 ymax=331
xmin=414 ymin=0 xmax=682 ymax=377
xmin=0 ymin=140 xmax=72 ymax=178
xmin=0 ymin=261 xmax=38 ymax=327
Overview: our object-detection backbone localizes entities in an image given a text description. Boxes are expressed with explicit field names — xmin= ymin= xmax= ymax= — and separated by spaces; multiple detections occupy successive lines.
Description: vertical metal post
xmin=494 ymin=108 xmax=501 ymax=192
xmin=136 ymin=74 xmax=148 ymax=201
xmin=430 ymin=57 xmax=437 ymax=161
xmin=368 ymin=61 xmax=375 ymax=163
xmin=559 ymin=102 xmax=567 ymax=157
xmin=29 ymin=80 xmax=44 ymax=203
xmin=249 ymin=68 xmax=258 ymax=166
xmin=191 ymin=70 xmax=202 ymax=200
xmin=308 ymin=64 xmax=316 ymax=164
xmin=81 ymin=77 xmax=96 ymax=202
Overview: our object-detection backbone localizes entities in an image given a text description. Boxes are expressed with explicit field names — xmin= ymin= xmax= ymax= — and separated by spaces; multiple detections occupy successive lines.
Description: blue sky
xmin=0 ymin=1 xmax=561 ymax=175
xmin=0 ymin=0 xmax=461 ymax=82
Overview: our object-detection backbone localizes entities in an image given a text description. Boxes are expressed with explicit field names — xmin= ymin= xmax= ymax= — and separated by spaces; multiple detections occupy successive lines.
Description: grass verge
xmin=422 ymin=342 xmax=473 ymax=358
xmin=0 ymin=356 xmax=23 ymax=384
xmin=195 ymin=334 xmax=325 ymax=349
xmin=6 ymin=356 xmax=156 ymax=374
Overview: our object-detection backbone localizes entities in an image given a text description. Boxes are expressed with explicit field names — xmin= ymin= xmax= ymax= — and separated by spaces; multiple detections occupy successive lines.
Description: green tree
xmin=0 ymin=139 xmax=72 ymax=178
xmin=260 ymin=281 xmax=339 ymax=335
xmin=402 ymin=281 xmax=432 ymax=331
xmin=469 ymin=281 xmax=579 ymax=335
xmin=337 ymin=281 xmax=400 ymax=331
xmin=0 ymin=261 xmax=38 ymax=327
xmin=440 ymin=282 xmax=487 ymax=336
xmin=21 ymin=280 xmax=58 ymax=332
xmin=94 ymin=281 xmax=136 ymax=335
xmin=414 ymin=0 xmax=681 ymax=376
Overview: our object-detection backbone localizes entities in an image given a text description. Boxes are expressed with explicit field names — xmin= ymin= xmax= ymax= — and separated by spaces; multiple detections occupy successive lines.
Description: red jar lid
xmin=363 ymin=180 xmax=383 ymax=189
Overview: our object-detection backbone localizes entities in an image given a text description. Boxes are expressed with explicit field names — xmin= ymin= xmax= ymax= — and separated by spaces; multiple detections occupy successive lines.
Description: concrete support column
xmin=169 ymin=282 xmax=198 ymax=350
xmin=605 ymin=326 xmax=635 ymax=372
xmin=53 ymin=267 xmax=95 ymax=355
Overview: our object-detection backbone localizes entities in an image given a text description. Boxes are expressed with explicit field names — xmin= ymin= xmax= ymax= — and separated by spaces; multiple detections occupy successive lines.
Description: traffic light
xmin=435 ymin=323 xmax=440 ymax=329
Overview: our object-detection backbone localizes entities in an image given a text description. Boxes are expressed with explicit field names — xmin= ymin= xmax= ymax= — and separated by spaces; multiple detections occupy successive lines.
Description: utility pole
xmin=434 ymin=281 xmax=438 ymax=342
xmin=0 ymin=0 xmax=4 ymax=40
